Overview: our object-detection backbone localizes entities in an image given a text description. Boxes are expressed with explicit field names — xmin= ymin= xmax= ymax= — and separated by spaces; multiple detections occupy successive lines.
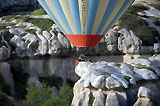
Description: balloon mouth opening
xmin=65 ymin=34 xmax=104 ymax=47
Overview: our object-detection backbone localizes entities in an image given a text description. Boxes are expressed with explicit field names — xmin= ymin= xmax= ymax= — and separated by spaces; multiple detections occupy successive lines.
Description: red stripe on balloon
xmin=65 ymin=34 xmax=104 ymax=47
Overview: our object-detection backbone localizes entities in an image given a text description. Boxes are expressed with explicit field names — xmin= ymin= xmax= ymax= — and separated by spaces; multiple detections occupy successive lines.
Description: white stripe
xmin=99 ymin=0 xmax=125 ymax=35
xmin=91 ymin=0 xmax=109 ymax=35
xmin=104 ymin=0 xmax=134 ymax=35
xmin=59 ymin=0 xmax=77 ymax=34
xmin=45 ymin=0 xmax=69 ymax=34
xmin=78 ymin=0 xmax=89 ymax=34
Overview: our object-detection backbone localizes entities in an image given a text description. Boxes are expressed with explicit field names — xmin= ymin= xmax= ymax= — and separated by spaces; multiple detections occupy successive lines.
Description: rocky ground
xmin=0 ymin=0 xmax=160 ymax=106
xmin=0 ymin=1 xmax=160 ymax=60
xmin=72 ymin=55 xmax=160 ymax=106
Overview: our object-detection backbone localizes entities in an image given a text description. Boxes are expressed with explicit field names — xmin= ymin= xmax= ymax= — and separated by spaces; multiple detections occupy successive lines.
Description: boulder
xmin=22 ymin=33 xmax=39 ymax=57
xmin=10 ymin=35 xmax=27 ymax=57
xmin=154 ymin=43 xmax=160 ymax=53
xmin=118 ymin=29 xmax=142 ymax=54
xmin=43 ymin=31 xmax=52 ymax=40
xmin=0 ymin=46 xmax=10 ymax=60
xmin=0 ymin=30 xmax=11 ymax=58
xmin=57 ymin=33 xmax=71 ymax=54
xmin=36 ymin=29 xmax=48 ymax=55
xmin=105 ymin=29 xmax=118 ymax=53
xmin=48 ymin=34 xmax=63 ymax=56
xmin=9 ymin=28 xmax=26 ymax=35
xmin=72 ymin=80 xmax=91 ymax=106
xmin=134 ymin=86 xmax=154 ymax=106
xmin=92 ymin=92 xmax=106 ymax=106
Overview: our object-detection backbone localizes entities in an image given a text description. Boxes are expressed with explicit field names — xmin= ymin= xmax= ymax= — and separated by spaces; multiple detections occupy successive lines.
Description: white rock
xmin=138 ymin=86 xmax=154 ymax=98
xmin=43 ymin=31 xmax=51 ymax=40
xmin=105 ymin=76 xmax=122 ymax=89
xmin=134 ymin=68 xmax=158 ymax=80
xmin=9 ymin=28 xmax=26 ymax=35
xmin=92 ymin=75 xmax=106 ymax=88
xmin=118 ymin=29 xmax=142 ymax=54
xmin=48 ymin=34 xmax=63 ymax=55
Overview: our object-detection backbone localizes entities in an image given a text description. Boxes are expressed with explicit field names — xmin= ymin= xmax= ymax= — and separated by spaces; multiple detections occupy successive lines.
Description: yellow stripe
xmin=45 ymin=0 xmax=69 ymax=34
xmin=78 ymin=0 xmax=89 ymax=34
xmin=91 ymin=0 xmax=109 ymax=35
xmin=59 ymin=0 xmax=77 ymax=34
xmin=104 ymin=0 xmax=134 ymax=35
xmin=99 ymin=0 xmax=125 ymax=35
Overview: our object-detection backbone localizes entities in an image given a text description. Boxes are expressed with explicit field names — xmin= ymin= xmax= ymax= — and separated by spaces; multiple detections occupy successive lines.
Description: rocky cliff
xmin=72 ymin=56 xmax=160 ymax=106
xmin=0 ymin=0 xmax=38 ymax=15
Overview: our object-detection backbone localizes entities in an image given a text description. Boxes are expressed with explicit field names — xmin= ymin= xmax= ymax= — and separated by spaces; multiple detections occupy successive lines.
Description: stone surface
xmin=105 ymin=29 xmax=118 ymax=53
xmin=48 ymin=34 xmax=63 ymax=56
xmin=9 ymin=28 xmax=26 ymax=35
xmin=0 ymin=62 xmax=15 ymax=95
xmin=118 ymin=29 xmax=142 ymax=54
xmin=134 ymin=86 xmax=154 ymax=106
xmin=43 ymin=31 xmax=52 ymax=40
xmin=10 ymin=35 xmax=27 ymax=57
xmin=22 ymin=33 xmax=39 ymax=57
xmin=0 ymin=30 xmax=11 ymax=60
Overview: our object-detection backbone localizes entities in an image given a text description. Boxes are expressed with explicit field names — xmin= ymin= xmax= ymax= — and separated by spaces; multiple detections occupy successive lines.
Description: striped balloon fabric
xmin=38 ymin=0 xmax=135 ymax=47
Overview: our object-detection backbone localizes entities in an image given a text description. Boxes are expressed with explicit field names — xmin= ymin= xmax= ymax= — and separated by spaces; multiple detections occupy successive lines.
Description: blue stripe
xmin=87 ymin=0 xmax=99 ymax=34
xmin=68 ymin=0 xmax=81 ymax=34
xmin=102 ymin=0 xmax=134 ymax=35
xmin=40 ymin=0 xmax=66 ymax=34
xmin=96 ymin=0 xmax=118 ymax=35
xmin=51 ymin=0 xmax=73 ymax=34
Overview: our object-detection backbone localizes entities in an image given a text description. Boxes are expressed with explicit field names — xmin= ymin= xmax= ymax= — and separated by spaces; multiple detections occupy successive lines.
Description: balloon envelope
xmin=37 ymin=0 xmax=135 ymax=47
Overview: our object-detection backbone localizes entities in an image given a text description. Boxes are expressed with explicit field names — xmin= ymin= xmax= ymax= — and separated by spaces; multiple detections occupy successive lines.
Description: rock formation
xmin=72 ymin=56 xmax=160 ymax=106
xmin=118 ymin=29 xmax=142 ymax=54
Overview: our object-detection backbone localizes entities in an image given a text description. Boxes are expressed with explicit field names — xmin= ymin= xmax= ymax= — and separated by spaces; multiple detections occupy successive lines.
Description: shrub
xmin=31 ymin=9 xmax=47 ymax=16
xmin=59 ymin=84 xmax=73 ymax=104
xmin=42 ymin=97 xmax=69 ymax=106
xmin=101 ymin=72 xmax=112 ymax=76
xmin=23 ymin=83 xmax=52 ymax=106
xmin=23 ymin=83 xmax=72 ymax=106
xmin=119 ymin=13 xmax=159 ymax=46
xmin=127 ymin=4 xmax=148 ymax=14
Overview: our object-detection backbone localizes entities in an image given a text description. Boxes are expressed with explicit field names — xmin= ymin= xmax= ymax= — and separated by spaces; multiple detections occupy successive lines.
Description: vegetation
xmin=23 ymin=83 xmax=72 ymax=106
xmin=59 ymin=84 xmax=73 ymax=104
xmin=101 ymin=72 xmax=112 ymax=76
xmin=135 ymin=64 xmax=156 ymax=74
xmin=114 ymin=63 xmax=121 ymax=67
xmin=23 ymin=82 xmax=52 ymax=106
xmin=31 ymin=9 xmax=47 ymax=16
xmin=89 ymin=94 xmax=95 ymax=106
xmin=39 ymin=75 xmax=63 ymax=89
xmin=123 ymin=75 xmax=131 ymax=82
xmin=127 ymin=4 xmax=148 ymax=14
xmin=123 ymin=63 xmax=135 ymax=74
xmin=26 ymin=18 xmax=53 ymax=31
xmin=119 ymin=12 xmax=159 ymax=46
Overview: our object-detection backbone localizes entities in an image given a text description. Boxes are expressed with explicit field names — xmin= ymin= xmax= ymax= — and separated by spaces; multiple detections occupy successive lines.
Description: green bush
xmin=42 ymin=97 xmax=69 ymax=106
xmin=127 ymin=4 xmax=148 ymax=14
xmin=23 ymin=83 xmax=72 ymax=106
xmin=59 ymin=84 xmax=73 ymax=104
xmin=31 ymin=9 xmax=47 ymax=16
xmin=119 ymin=13 xmax=159 ymax=46
xmin=23 ymin=83 xmax=52 ymax=106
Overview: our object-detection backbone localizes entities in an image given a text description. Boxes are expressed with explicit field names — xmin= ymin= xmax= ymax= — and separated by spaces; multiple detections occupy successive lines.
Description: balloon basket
xmin=65 ymin=34 xmax=104 ymax=47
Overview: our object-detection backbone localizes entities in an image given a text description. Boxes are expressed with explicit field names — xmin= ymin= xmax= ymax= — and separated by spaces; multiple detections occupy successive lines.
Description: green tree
xmin=23 ymin=83 xmax=52 ymax=106
xmin=59 ymin=84 xmax=73 ymax=104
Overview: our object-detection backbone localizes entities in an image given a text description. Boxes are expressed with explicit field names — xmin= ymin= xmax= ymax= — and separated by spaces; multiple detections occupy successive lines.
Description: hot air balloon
xmin=37 ymin=0 xmax=135 ymax=47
